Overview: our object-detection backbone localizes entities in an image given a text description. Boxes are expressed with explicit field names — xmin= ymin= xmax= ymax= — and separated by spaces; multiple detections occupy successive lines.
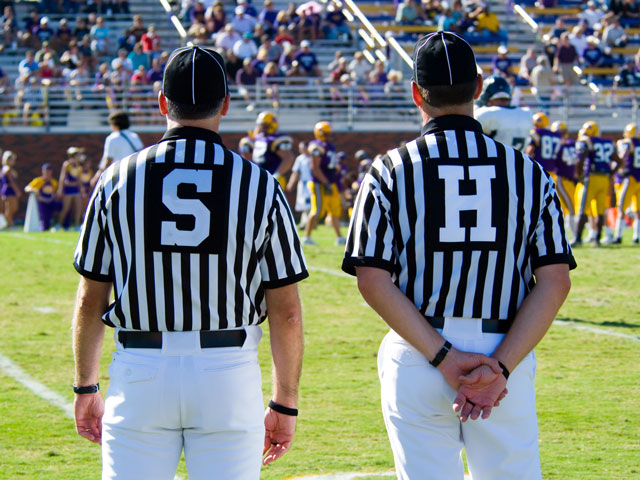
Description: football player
xmin=613 ymin=122 xmax=640 ymax=244
xmin=302 ymin=121 xmax=345 ymax=246
xmin=551 ymin=120 xmax=578 ymax=240
xmin=238 ymin=131 xmax=254 ymax=159
xmin=251 ymin=111 xmax=294 ymax=188
xmin=573 ymin=121 xmax=620 ymax=246
xmin=525 ymin=112 xmax=563 ymax=174
xmin=474 ymin=75 xmax=533 ymax=151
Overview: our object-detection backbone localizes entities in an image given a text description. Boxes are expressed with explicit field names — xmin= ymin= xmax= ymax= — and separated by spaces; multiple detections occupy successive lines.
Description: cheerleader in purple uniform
xmin=57 ymin=146 xmax=84 ymax=229
xmin=25 ymin=163 xmax=59 ymax=231
xmin=1 ymin=151 xmax=21 ymax=228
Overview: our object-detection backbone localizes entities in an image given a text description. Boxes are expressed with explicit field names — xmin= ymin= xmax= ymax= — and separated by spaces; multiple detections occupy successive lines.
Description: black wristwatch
xmin=73 ymin=383 xmax=100 ymax=394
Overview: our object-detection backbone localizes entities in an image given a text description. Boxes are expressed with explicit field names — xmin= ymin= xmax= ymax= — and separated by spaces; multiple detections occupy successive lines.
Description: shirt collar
xmin=159 ymin=126 xmax=225 ymax=146
xmin=421 ymin=114 xmax=484 ymax=136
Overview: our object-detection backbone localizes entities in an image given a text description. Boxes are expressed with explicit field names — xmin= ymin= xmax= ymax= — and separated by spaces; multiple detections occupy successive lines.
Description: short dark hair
xmin=415 ymin=79 xmax=477 ymax=109
xmin=108 ymin=110 xmax=131 ymax=130
xmin=165 ymin=96 xmax=225 ymax=121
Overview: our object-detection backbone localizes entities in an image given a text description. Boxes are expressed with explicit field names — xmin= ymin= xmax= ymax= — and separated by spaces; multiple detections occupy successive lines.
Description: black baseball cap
xmin=413 ymin=31 xmax=478 ymax=87
xmin=162 ymin=46 xmax=228 ymax=105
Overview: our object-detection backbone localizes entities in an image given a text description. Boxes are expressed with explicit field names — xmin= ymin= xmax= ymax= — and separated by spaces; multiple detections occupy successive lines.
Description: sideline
xmin=4 ymin=231 xmax=77 ymax=246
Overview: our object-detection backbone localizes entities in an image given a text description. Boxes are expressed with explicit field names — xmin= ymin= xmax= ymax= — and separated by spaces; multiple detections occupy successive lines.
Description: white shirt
xmin=474 ymin=105 xmax=533 ymax=152
xmin=215 ymin=31 xmax=241 ymax=51
xmin=292 ymin=153 xmax=311 ymax=211
xmin=233 ymin=38 xmax=258 ymax=59
xmin=100 ymin=129 xmax=144 ymax=170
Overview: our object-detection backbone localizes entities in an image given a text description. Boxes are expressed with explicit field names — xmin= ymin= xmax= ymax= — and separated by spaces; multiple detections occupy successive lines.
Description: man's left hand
xmin=74 ymin=392 xmax=105 ymax=444
xmin=453 ymin=365 xmax=508 ymax=422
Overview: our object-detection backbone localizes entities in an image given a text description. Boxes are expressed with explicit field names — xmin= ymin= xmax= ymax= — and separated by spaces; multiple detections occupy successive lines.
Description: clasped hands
xmin=438 ymin=347 xmax=508 ymax=423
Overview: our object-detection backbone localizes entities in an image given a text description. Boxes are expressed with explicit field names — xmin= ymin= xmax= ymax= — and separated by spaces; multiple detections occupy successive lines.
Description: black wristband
xmin=430 ymin=340 xmax=452 ymax=368
xmin=498 ymin=361 xmax=510 ymax=380
xmin=268 ymin=399 xmax=298 ymax=416
xmin=73 ymin=383 xmax=100 ymax=394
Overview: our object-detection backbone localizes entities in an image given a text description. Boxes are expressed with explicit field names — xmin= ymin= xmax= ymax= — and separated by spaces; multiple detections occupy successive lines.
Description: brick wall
xmin=1 ymin=130 xmax=418 ymax=221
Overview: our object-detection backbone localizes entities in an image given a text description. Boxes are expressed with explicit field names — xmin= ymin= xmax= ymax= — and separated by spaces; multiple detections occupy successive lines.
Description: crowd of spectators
xmin=394 ymin=0 xmax=508 ymax=44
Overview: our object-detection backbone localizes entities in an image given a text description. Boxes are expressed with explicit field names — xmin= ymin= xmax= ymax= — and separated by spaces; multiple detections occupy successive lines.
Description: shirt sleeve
xmin=342 ymin=155 xmax=397 ymax=276
xmin=73 ymin=176 xmax=113 ymax=282
xmin=530 ymin=172 xmax=577 ymax=271
xmin=259 ymin=180 xmax=309 ymax=288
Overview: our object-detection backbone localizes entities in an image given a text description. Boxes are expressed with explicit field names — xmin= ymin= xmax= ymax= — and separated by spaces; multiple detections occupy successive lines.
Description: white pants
xmin=102 ymin=327 xmax=265 ymax=480
xmin=378 ymin=319 xmax=541 ymax=480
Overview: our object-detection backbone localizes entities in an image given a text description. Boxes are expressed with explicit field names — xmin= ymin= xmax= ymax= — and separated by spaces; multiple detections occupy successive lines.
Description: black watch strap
xmin=73 ymin=383 xmax=100 ymax=394
xmin=430 ymin=341 xmax=452 ymax=368
xmin=268 ymin=399 xmax=298 ymax=416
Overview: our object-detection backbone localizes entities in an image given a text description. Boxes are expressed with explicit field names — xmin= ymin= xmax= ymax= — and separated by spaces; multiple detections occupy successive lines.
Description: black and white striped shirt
xmin=342 ymin=115 xmax=576 ymax=323
xmin=74 ymin=126 xmax=308 ymax=331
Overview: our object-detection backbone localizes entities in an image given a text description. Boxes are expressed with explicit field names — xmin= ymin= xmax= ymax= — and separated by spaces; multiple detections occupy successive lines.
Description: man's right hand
xmin=438 ymin=348 xmax=507 ymax=420
xmin=74 ymin=393 xmax=104 ymax=444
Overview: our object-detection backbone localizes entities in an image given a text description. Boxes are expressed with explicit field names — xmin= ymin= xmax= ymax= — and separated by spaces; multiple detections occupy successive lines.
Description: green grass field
xmin=0 ymin=227 xmax=638 ymax=480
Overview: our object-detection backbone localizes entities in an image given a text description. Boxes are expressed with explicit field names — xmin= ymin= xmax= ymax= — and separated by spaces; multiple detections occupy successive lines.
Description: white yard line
xmin=308 ymin=265 xmax=352 ymax=278
xmin=553 ymin=320 xmax=639 ymax=341
xmin=286 ymin=473 xmax=469 ymax=480
xmin=4 ymin=232 xmax=76 ymax=246
xmin=0 ymin=352 xmax=74 ymax=418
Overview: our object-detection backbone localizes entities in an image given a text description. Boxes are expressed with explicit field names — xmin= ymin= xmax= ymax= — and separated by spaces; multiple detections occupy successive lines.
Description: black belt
xmin=426 ymin=317 xmax=511 ymax=334
xmin=118 ymin=329 xmax=247 ymax=349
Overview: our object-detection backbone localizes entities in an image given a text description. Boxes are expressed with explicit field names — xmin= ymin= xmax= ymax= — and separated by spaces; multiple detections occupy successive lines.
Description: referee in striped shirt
xmin=343 ymin=32 xmax=575 ymax=480
xmin=72 ymin=46 xmax=307 ymax=480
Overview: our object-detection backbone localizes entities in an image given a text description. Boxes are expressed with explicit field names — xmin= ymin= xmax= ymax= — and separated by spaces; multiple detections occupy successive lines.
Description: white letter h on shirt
xmin=438 ymin=165 xmax=496 ymax=243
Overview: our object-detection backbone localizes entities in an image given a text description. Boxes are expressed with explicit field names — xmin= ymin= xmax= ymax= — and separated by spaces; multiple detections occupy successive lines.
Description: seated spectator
xmin=553 ymin=32 xmax=579 ymax=86
xmin=518 ymin=47 xmax=538 ymax=84
xmin=423 ymin=0 xmax=444 ymax=25
xmin=260 ymin=35 xmax=282 ymax=62
xmin=467 ymin=4 xmax=508 ymax=43
xmin=258 ymin=0 xmax=279 ymax=35
xmin=603 ymin=17 xmax=628 ymax=48
xmin=238 ymin=0 xmax=258 ymax=18
xmin=189 ymin=22 xmax=211 ymax=45
xmin=1 ymin=6 xmax=18 ymax=51
xmin=384 ymin=69 xmax=404 ymax=96
xmin=323 ymin=0 xmax=351 ymax=41
xmin=438 ymin=6 xmax=459 ymax=33
xmin=0 ymin=65 xmax=8 ymax=93
xmin=294 ymin=39 xmax=320 ymax=77
xmin=274 ymin=24 xmax=294 ymax=45
xmin=79 ymin=34 xmax=97 ymax=72
xmin=569 ymin=25 xmax=588 ymax=58
xmin=34 ymin=17 xmax=55 ymax=46
xmin=205 ymin=1 xmax=226 ymax=36
xmin=233 ymin=31 xmax=258 ymax=59
xmin=581 ymin=36 xmax=605 ymax=68
xmin=579 ymin=1 xmax=606 ymax=30
xmin=122 ymin=14 xmax=146 ymax=50
xmin=54 ymin=18 xmax=73 ymax=53
xmin=294 ymin=8 xmax=319 ymax=43
xmin=19 ymin=50 xmax=40 ymax=77
xmin=24 ymin=9 xmax=40 ymax=36
xmin=278 ymin=41 xmax=296 ymax=74
xmin=395 ymin=0 xmax=425 ymax=25
xmin=349 ymin=50 xmax=371 ymax=85
xmin=90 ymin=16 xmax=110 ymax=56
xmin=328 ymin=56 xmax=348 ymax=84
xmin=262 ymin=60 xmax=283 ymax=104
xmin=285 ymin=59 xmax=310 ymax=85
xmin=111 ymin=48 xmax=133 ymax=75
xmin=236 ymin=57 xmax=259 ymax=109
xmin=614 ymin=57 xmax=640 ymax=87
xmin=191 ymin=2 xmax=206 ymax=25
xmin=619 ymin=0 xmax=640 ymax=20
xmin=127 ymin=42 xmax=149 ymax=71
xmin=543 ymin=17 xmax=566 ymax=44
xmin=530 ymin=55 xmax=555 ymax=95
xmin=36 ymin=42 xmax=60 ymax=65
xmin=92 ymin=61 xmax=111 ymax=89
xmin=60 ymin=41 xmax=82 ymax=75
xmin=232 ymin=6 xmax=258 ymax=35
xmin=16 ymin=75 xmax=45 ymax=125
xmin=73 ymin=16 xmax=90 ymax=41
xmin=251 ymin=47 xmax=268 ymax=75
xmin=39 ymin=52 xmax=59 ymax=80
xmin=224 ymin=49 xmax=243 ymax=81
xmin=146 ymin=56 xmax=164 ymax=83
xmin=368 ymin=60 xmax=387 ymax=86
xmin=327 ymin=49 xmax=344 ymax=72
xmin=215 ymin=23 xmax=241 ymax=52
xmin=535 ymin=0 xmax=557 ymax=7
xmin=492 ymin=45 xmax=513 ymax=79
xmin=140 ymin=24 xmax=161 ymax=56
xmin=130 ymin=64 xmax=147 ymax=84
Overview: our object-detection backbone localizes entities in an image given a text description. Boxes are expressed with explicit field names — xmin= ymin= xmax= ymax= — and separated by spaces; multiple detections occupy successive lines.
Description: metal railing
xmin=1 ymin=81 xmax=638 ymax=133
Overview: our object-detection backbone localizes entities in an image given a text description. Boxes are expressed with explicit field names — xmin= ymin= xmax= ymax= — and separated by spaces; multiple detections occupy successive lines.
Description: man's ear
xmin=158 ymin=91 xmax=168 ymax=115
xmin=220 ymin=94 xmax=231 ymax=116
xmin=474 ymin=74 xmax=483 ymax=100
xmin=411 ymin=81 xmax=423 ymax=109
